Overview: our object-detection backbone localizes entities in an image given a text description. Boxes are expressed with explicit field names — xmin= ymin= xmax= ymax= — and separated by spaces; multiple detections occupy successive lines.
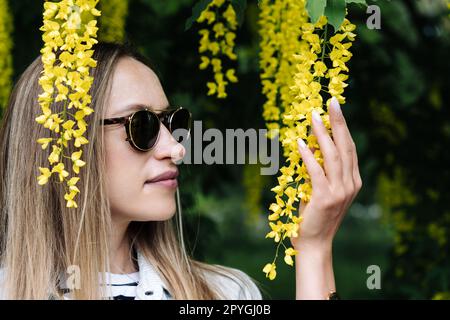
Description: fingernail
xmin=312 ymin=110 xmax=322 ymax=123
xmin=297 ymin=138 xmax=306 ymax=149
xmin=331 ymin=97 xmax=341 ymax=113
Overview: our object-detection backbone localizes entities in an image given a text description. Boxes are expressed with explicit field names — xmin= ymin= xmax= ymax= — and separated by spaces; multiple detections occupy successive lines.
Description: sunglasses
xmin=100 ymin=106 xmax=192 ymax=152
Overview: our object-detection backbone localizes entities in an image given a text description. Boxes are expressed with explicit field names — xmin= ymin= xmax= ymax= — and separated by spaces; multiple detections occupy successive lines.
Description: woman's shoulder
xmin=200 ymin=263 xmax=263 ymax=300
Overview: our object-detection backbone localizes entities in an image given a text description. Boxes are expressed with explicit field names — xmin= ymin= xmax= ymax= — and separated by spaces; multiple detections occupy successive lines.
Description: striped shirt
xmin=103 ymin=271 xmax=140 ymax=300
xmin=99 ymin=271 xmax=172 ymax=300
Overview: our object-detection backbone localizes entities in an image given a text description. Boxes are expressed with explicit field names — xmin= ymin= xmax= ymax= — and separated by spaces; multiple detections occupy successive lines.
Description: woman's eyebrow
xmin=113 ymin=103 xmax=170 ymax=117
xmin=119 ymin=104 xmax=144 ymax=115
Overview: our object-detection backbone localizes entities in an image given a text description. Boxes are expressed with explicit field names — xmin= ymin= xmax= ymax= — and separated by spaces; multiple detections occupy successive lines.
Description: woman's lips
xmin=144 ymin=178 xmax=178 ymax=189
xmin=144 ymin=169 xmax=178 ymax=189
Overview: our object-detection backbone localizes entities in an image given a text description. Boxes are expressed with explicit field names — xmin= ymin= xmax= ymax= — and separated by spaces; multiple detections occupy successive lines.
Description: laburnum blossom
xmin=259 ymin=0 xmax=357 ymax=280
xmin=37 ymin=167 xmax=52 ymax=185
xmin=36 ymin=0 xmax=101 ymax=209
xmin=262 ymin=262 xmax=277 ymax=280
xmin=196 ymin=0 xmax=238 ymax=99
xmin=258 ymin=0 xmax=306 ymax=138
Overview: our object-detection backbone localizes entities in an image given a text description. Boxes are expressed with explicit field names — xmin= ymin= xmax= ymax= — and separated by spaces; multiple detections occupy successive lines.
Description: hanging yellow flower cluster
xmin=98 ymin=0 xmax=129 ymax=43
xmin=0 ymin=0 xmax=13 ymax=110
xmin=260 ymin=1 xmax=357 ymax=280
xmin=36 ymin=0 xmax=101 ymax=208
xmin=197 ymin=0 xmax=238 ymax=99
xmin=258 ymin=0 xmax=307 ymax=139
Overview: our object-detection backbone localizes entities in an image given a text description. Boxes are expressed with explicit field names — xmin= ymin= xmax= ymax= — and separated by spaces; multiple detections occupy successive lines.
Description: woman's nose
xmin=152 ymin=123 xmax=186 ymax=162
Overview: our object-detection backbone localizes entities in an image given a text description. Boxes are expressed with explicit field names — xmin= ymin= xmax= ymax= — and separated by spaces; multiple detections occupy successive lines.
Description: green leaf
xmin=231 ymin=0 xmax=248 ymax=27
xmin=325 ymin=0 xmax=346 ymax=31
xmin=345 ymin=0 xmax=367 ymax=5
xmin=306 ymin=0 xmax=327 ymax=24
xmin=185 ymin=0 xmax=212 ymax=31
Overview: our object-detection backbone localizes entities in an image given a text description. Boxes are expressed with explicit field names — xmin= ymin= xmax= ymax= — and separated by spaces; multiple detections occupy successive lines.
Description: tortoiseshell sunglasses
xmin=100 ymin=106 xmax=192 ymax=152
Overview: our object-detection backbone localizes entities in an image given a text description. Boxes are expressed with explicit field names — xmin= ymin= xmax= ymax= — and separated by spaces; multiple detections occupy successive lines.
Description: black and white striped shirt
xmin=102 ymin=271 xmax=172 ymax=300
xmin=104 ymin=271 xmax=139 ymax=300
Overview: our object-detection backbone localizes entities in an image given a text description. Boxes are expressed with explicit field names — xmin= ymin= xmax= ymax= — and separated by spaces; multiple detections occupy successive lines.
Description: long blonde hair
xmin=0 ymin=43 xmax=261 ymax=299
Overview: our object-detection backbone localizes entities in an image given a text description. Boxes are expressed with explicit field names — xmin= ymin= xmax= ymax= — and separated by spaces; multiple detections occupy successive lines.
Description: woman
xmin=0 ymin=42 xmax=362 ymax=300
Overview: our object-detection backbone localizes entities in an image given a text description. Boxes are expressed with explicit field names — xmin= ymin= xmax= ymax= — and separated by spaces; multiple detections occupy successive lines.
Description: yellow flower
xmin=271 ymin=185 xmax=283 ymax=196
xmin=55 ymin=83 xmax=69 ymax=102
xmin=199 ymin=56 xmax=209 ymax=69
xmin=268 ymin=212 xmax=279 ymax=221
xmin=313 ymin=61 xmax=327 ymax=77
xmin=37 ymin=138 xmax=53 ymax=150
xmin=284 ymin=255 xmax=293 ymax=266
xmin=223 ymin=47 xmax=237 ymax=60
xmin=211 ymin=58 xmax=222 ymax=73
xmin=262 ymin=263 xmax=277 ymax=280
xmin=225 ymin=32 xmax=235 ymax=46
xmin=223 ymin=4 xmax=237 ymax=30
xmin=206 ymin=82 xmax=217 ymax=95
xmin=67 ymin=176 xmax=80 ymax=193
xmin=52 ymin=162 xmax=69 ymax=182
xmin=48 ymin=145 xmax=61 ymax=164
xmin=66 ymin=9 xmax=82 ymax=30
xmin=208 ymin=42 xmax=220 ymax=55
xmin=265 ymin=220 xmax=284 ymax=242
xmin=74 ymin=135 xmax=89 ymax=148
xmin=269 ymin=203 xmax=282 ymax=215
xmin=71 ymin=150 xmax=86 ymax=174
xmin=59 ymin=51 xmax=75 ymax=68
xmin=283 ymin=247 xmax=298 ymax=266
xmin=283 ymin=222 xmax=299 ymax=238
xmin=292 ymin=215 xmax=303 ymax=224
xmin=285 ymin=247 xmax=298 ymax=256
xmin=37 ymin=167 xmax=52 ymax=185
xmin=197 ymin=10 xmax=215 ymax=24
xmin=225 ymin=69 xmax=238 ymax=83
xmin=213 ymin=22 xmax=225 ymax=37
xmin=64 ymin=190 xmax=78 ymax=208
xmin=62 ymin=120 xmax=76 ymax=140
xmin=43 ymin=2 xmax=58 ymax=20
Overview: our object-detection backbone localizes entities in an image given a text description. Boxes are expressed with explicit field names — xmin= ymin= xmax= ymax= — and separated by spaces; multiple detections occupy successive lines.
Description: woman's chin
xmin=133 ymin=201 xmax=177 ymax=222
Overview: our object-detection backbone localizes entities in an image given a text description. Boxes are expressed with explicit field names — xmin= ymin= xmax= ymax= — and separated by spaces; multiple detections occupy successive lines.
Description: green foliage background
xmin=3 ymin=0 xmax=449 ymax=299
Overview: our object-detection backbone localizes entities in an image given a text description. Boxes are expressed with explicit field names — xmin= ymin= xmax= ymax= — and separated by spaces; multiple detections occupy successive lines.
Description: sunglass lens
xmin=170 ymin=109 xmax=191 ymax=143
xmin=130 ymin=110 xmax=160 ymax=150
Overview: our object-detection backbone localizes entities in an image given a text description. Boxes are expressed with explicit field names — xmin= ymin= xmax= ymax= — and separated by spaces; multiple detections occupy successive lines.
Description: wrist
xmin=294 ymin=240 xmax=336 ymax=300
xmin=294 ymin=242 xmax=333 ymax=269
xmin=294 ymin=238 xmax=333 ymax=255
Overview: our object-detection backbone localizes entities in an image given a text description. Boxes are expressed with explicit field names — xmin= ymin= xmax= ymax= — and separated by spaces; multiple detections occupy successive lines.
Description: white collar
xmin=133 ymin=250 xmax=172 ymax=300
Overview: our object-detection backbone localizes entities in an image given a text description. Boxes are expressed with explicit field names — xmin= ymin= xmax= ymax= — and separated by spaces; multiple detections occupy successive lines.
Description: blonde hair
xmin=0 ymin=43 xmax=262 ymax=299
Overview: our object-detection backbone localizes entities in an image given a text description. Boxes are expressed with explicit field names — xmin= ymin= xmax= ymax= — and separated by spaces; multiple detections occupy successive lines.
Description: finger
xmin=297 ymin=138 xmax=328 ymax=191
xmin=297 ymin=199 xmax=307 ymax=220
xmin=352 ymin=141 xmax=363 ymax=197
xmin=311 ymin=109 xmax=343 ymax=187
xmin=329 ymin=97 xmax=354 ymax=189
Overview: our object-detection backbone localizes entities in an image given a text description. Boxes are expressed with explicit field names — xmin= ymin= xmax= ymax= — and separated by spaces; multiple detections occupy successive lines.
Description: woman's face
xmin=104 ymin=57 xmax=185 ymax=224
